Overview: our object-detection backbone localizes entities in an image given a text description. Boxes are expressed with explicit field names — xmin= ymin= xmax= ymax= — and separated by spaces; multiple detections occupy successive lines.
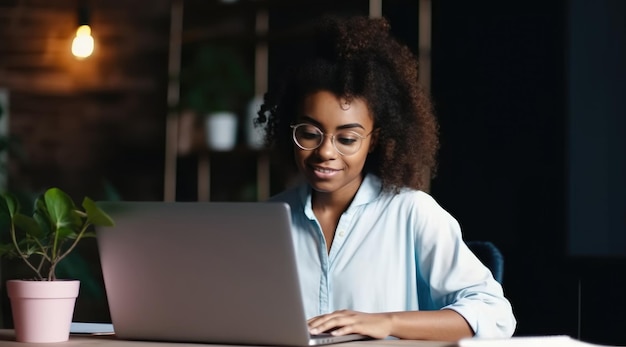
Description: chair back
xmin=466 ymin=241 xmax=504 ymax=284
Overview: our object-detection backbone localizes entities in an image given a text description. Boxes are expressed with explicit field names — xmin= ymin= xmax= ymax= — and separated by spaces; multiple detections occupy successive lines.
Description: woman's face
xmin=293 ymin=90 xmax=376 ymax=196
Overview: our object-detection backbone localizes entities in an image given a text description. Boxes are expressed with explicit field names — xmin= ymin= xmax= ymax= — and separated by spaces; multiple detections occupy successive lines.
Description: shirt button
xmin=338 ymin=230 xmax=345 ymax=237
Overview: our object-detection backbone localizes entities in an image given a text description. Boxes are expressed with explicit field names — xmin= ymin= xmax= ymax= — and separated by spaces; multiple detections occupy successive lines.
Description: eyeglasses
xmin=290 ymin=123 xmax=374 ymax=156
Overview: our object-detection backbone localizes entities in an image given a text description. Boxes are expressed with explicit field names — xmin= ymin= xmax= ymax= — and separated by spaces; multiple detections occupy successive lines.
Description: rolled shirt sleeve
xmin=412 ymin=192 xmax=517 ymax=338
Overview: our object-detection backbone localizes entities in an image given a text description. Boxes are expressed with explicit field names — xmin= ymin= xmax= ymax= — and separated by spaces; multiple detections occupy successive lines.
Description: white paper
xmin=70 ymin=322 xmax=115 ymax=335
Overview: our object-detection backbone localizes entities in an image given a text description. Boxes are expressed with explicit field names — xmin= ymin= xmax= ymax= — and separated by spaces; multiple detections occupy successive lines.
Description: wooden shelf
xmin=196 ymin=149 xmax=270 ymax=202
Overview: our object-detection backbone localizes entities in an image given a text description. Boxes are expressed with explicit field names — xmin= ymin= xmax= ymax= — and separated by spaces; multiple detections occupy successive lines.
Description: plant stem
xmin=32 ymin=237 xmax=52 ymax=264
xmin=9 ymin=222 xmax=43 ymax=280
xmin=36 ymin=254 xmax=45 ymax=276
xmin=53 ymin=222 xmax=91 ymax=275
xmin=51 ymin=223 xmax=60 ymax=269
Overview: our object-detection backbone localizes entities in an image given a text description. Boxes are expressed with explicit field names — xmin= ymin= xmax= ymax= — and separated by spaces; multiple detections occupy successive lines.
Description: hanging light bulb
xmin=71 ymin=3 xmax=94 ymax=59
xmin=71 ymin=25 xmax=94 ymax=59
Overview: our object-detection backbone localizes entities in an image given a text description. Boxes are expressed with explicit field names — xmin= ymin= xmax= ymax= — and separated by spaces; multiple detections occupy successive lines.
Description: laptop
xmin=95 ymin=201 xmax=368 ymax=346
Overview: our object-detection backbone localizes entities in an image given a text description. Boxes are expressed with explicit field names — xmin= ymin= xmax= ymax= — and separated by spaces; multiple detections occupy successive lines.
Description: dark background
xmin=429 ymin=0 xmax=626 ymax=345
xmin=0 ymin=0 xmax=624 ymax=345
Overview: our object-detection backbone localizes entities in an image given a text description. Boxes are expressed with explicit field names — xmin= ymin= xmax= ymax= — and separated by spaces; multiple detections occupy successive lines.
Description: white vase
xmin=205 ymin=111 xmax=238 ymax=151
xmin=7 ymin=279 xmax=80 ymax=343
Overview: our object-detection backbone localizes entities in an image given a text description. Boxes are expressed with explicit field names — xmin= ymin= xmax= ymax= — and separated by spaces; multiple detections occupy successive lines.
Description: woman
xmin=256 ymin=16 xmax=516 ymax=341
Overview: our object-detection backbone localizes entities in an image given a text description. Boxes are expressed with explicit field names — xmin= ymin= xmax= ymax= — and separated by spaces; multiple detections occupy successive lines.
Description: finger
xmin=307 ymin=310 xmax=359 ymax=334
xmin=307 ymin=313 xmax=334 ymax=328
xmin=309 ymin=318 xmax=340 ymax=334
xmin=308 ymin=315 xmax=330 ymax=334
xmin=309 ymin=321 xmax=338 ymax=335
xmin=309 ymin=314 xmax=353 ymax=335
xmin=329 ymin=324 xmax=355 ymax=336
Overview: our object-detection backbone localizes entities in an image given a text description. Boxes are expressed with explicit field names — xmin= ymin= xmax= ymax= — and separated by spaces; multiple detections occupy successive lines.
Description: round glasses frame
xmin=290 ymin=123 xmax=374 ymax=156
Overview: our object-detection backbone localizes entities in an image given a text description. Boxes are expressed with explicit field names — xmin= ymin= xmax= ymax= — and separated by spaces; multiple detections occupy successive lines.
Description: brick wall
xmin=0 ymin=0 xmax=171 ymax=202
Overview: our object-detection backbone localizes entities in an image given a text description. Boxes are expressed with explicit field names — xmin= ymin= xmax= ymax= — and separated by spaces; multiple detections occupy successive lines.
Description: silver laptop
xmin=95 ymin=201 xmax=368 ymax=346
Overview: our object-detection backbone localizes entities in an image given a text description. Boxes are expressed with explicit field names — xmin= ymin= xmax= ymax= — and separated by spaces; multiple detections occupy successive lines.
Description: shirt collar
xmin=300 ymin=174 xmax=383 ymax=219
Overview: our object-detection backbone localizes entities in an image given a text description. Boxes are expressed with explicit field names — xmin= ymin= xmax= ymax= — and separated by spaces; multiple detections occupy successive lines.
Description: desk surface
xmin=0 ymin=330 xmax=454 ymax=347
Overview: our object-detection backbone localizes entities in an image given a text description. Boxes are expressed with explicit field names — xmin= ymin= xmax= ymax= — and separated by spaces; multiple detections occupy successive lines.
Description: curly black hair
xmin=256 ymin=15 xmax=439 ymax=192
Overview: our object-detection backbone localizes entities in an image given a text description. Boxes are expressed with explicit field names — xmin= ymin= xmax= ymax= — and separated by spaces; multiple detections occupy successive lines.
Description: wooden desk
xmin=0 ymin=330 xmax=454 ymax=347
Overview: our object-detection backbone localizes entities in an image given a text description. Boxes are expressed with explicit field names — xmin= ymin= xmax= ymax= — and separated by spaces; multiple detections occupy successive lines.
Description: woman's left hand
xmin=307 ymin=310 xmax=393 ymax=339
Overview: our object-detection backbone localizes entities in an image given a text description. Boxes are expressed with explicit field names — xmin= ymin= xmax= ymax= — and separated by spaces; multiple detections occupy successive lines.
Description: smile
xmin=310 ymin=165 xmax=341 ymax=178
xmin=314 ymin=167 xmax=339 ymax=174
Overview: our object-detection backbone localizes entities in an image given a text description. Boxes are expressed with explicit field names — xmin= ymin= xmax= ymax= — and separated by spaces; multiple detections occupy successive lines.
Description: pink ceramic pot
xmin=6 ymin=279 xmax=80 ymax=343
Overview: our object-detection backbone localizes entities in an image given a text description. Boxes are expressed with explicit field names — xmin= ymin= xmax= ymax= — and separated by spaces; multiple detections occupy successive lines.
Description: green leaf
xmin=33 ymin=210 xmax=53 ymax=238
xmin=80 ymin=231 xmax=97 ymax=238
xmin=1 ymin=193 xmax=20 ymax=218
xmin=0 ymin=243 xmax=16 ymax=256
xmin=14 ymin=213 xmax=44 ymax=238
xmin=0 ymin=202 xmax=11 ymax=228
xmin=56 ymin=226 xmax=76 ymax=240
xmin=35 ymin=195 xmax=47 ymax=213
xmin=43 ymin=188 xmax=80 ymax=229
xmin=82 ymin=197 xmax=115 ymax=227
xmin=23 ymin=242 xmax=40 ymax=257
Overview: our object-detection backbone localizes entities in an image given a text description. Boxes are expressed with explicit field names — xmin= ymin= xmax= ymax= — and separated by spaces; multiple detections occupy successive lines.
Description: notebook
xmin=95 ymin=201 xmax=368 ymax=346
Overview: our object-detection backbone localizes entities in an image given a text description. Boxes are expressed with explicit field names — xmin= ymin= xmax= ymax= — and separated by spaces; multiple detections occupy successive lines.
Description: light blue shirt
xmin=270 ymin=174 xmax=516 ymax=338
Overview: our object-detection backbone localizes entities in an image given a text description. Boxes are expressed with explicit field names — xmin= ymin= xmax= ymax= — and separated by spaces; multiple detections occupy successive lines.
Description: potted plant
xmin=180 ymin=44 xmax=253 ymax=151
xmin=0 ymin=187 xmax=114 ymax=343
